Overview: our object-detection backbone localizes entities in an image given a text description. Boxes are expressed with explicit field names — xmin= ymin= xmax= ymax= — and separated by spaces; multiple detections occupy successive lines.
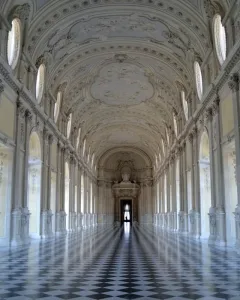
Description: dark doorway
xmin=121 ymin=200 xmax=132 ymax=225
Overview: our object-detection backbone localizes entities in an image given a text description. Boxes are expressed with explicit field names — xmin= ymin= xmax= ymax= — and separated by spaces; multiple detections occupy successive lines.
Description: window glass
xmin=7 ymin=18 xmax=21 ymax=69
xmin=181 ymin=90 xmax=188 ymax=120
xmin=54 ymin=91 xmax=62 ymax=123
xmin=76 ymin=128 xmax=81 ymax=150
xmin=214 ymin=14 xmax=226 ymax=65
xmin=67 ymin=113 xmax=72 ymax=139
xmin=36 ymin=64 xmax=46 ymax=103
xmin=194 ymin=61 xmax=203 ymax=100
xmin=173 ymin=115 xmax=178 ymax=136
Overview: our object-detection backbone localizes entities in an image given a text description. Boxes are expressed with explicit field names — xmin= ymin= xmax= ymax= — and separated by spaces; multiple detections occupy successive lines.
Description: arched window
xmin=82 ymin=139 xmax=86 ymax=157
xmin=87 ymin=147 xmax=91 ymax=163
xmin=155 ymin=154 xmax=158 ymax=169
xmin=161 ymin=139 xmax=165 ymax=156
xmin=67 ymin=113 xmax=72 ymax=139
xmin=7 ymin=18 xmax=21 ymax=69
xmin=173 ymin=114 xmax=178 ymax=136
xmin=54 ymin=91 xmax=62 ymax=123
xmin=214 ymin=14 xmax=226 ymax=65
xmin=194 ymin=61 xmax=203 ymax=100
xmin=36 ymin=64 xmax=46 ymax=103
xmin=165 ymin=128 xmax=169 ymax=145
xmin=91 ymin=153 xmax=95 ymax=168
xmin=76 ymin=128 xmax=81 ymax=150
xmin=181 ymin=90 xmax=188 ymax=121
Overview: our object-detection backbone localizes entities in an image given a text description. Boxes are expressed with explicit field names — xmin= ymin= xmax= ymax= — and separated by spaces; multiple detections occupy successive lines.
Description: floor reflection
xmin=123 ymin=221 xmax=131 ymax=236
xmin=1 ymin=225 xmax=240 ymax=299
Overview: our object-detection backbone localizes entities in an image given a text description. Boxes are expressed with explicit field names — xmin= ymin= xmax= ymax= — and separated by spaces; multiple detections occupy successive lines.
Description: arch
xmin=199 ymin=130 xmax=212 ymax=239
xmin=98 ymin=146 xmax=152 ymax=168
xmin=28 ymin=132 xmax=42 ymax=236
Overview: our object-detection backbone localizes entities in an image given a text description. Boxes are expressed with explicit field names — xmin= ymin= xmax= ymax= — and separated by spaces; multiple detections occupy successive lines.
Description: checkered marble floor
xmin=1 ymin=224 xmax=240 ymax=299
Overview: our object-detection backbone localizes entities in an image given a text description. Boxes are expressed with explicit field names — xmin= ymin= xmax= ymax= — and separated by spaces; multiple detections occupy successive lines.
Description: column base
xmin=208 ymin=207 xmax=217 ymax=245
xmin=216 ymin=206 xmax=226 ymax=246
xmin=56 ymin=211 xmax=67 ymax=234
xmin=189 ymin=210 xmax=201 ymax=239
xmin=41 ymin=210 xmax=53 ymax=238
xmin=178 ymin=211 xmax=188 ymax=233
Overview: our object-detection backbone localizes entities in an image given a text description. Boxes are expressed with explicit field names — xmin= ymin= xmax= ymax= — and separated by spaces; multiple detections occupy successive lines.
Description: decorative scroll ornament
xmin=228 ymin=73 xmax=239 ymax=92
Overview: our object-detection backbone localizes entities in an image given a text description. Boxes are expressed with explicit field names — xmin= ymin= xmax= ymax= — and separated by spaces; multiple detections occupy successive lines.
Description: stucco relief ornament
xmin=228 ymin=73 xmax=239 ymax=92
xmin=12 ymin=3 xmax=30 ymax=21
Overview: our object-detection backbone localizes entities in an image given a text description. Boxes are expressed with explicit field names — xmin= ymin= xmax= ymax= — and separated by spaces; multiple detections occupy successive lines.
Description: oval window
xmin=54 ymin=91 xmax=62 ymax=123
xmin=36 ymin=64 xmax=46 ymax=103
xmin=194 ymin=61 xmax=203 ymax=100
xmin=181 ymin=90 xmax=188 ymax=121
xmin=7 ymin=18 xmax=21 ymax=69
xmin=214 ymin=14 xmax=226 ymax=65
xmin=67 ymin=113 xmax=72 ymax=139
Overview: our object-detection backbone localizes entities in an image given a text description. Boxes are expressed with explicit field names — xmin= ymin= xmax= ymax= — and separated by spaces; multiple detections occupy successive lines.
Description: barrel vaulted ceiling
xmin=2 ymin=0 xmax=232 ymax=163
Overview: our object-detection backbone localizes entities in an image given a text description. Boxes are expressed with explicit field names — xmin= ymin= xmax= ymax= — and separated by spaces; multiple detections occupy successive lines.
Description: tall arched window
xmin=165 ymin=128 xmax=169 ymax=145
xmin=214 ymin=14 xmax=226 ymax=65
xmin=67 ymin=113 xmax=72 ymax=139
xmin=7 ymin=18 xmax=21 ymax=69
xmin=36 ymin=64 xmax=46 ymax=103
xmin=91 ymin=153 xmax=95 ymax=168
xmin=181 ymin=90 xmax=188 ymax=121
xmin=82 ymin=139 xmax=86 ymax=157
xmin=161 ymin=139 xmax=165 ymax=156
xmin=76 ymin=128 xmax=81 ymax=150
xmin=87 ymin=147 xmax=91 ymax=163
xmin=194 ymin=61 xmax=203 ymax=100
xmin=54 ymin=91 xmax=62 ymax=123
xmin=173 ymin=114 xmax=178 ymax=136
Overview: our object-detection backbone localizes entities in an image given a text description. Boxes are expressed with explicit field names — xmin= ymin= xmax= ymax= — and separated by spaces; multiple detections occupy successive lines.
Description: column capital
xmin=16 ymin=100 xmax=27 ymax=118
xmin=228 ymin=73 xmax=239 ymax=92
xmin=212 ymin=97 xmax=220 ymax=116
xmin=204 ymin=107 xmax=213 ymax=123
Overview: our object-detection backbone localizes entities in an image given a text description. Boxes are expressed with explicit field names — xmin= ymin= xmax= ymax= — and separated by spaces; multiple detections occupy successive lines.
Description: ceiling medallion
xmin=90 ymin=62 xmax=155 ymax=106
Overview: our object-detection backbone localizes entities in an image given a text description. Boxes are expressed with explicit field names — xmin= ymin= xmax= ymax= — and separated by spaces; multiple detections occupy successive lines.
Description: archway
xmin=199 ymin=131 xmax=212 ymax=239
xmin=0 ymin=142 xmax=13 ymax=241
xmin=223 ymin=142 xmax=237 ymax=245
xmin=65 ymin=162 xmax=70 ymax=230
xmin=28 ymin=132 xmax=42 ymax=236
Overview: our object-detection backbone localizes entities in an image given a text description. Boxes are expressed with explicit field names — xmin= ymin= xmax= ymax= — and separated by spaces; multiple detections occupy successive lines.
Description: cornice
xmin=0 ymin=57 xmax=97 ymax=180
xmin=153 ymin=39 xmax=240 ymax=180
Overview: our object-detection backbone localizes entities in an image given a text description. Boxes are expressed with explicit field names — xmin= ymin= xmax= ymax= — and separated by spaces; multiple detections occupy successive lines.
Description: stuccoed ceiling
xmin=1 ymin=0 xmax=231 ymax=164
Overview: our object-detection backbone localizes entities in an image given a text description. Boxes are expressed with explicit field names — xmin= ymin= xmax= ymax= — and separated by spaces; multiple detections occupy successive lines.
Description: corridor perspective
xmin=1 ymin=224 xmax=240 ymax=300
xmin=1 ymin=0 xmax=240 ymax=299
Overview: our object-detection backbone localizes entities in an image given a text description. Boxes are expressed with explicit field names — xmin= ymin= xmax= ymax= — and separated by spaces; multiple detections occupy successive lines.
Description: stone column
xmin=179 ymin=143 xmax=188 ymax=233
xmin=193 ymin=127 xmax=201 ymax=238
xmin=56 ymin=145 xmax=67 ymax=234
xmin=171 ymin=156 xmax=177 ymax=231
xmin=212 ymin=98 xmax=226 ymax=246
xmin=205 ymin=108 xmax=217 ymax=244
xmin=69 ymin=156 xmax=76 ymax=231
xmin=228 ymin=74 xmax=240 ymax=249
xmin=41 ymin=133 xmax=54 ymax=238
xmin=11 ymin=101 xmax=29 ymax=245
xmin=77 ymin=165 xmax=83 ymax=229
